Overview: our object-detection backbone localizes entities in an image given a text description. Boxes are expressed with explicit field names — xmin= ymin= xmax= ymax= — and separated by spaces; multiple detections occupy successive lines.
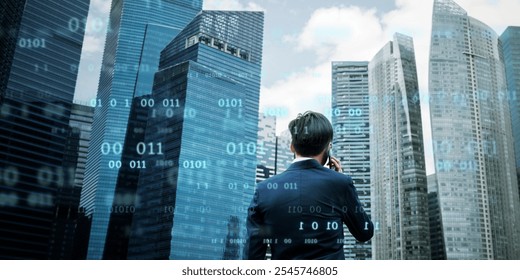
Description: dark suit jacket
xmin=244 ymin=159 xmax=373 ymax=260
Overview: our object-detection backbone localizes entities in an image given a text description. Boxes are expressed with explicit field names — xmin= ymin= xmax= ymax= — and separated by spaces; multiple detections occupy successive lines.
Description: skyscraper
xmin=500 ymin=26 xmax=520 ymax=198
xmin=369 ymin=33 xmax=430 ymax=259
xmin=256 ymin=114 xmax=277 ymax=182
xmin=126 ymin=11 xmax=264 ymax=259
xmin=427 ymin=174 xmax=446 ymax=260
xmin=331 ymin=61 xmax=372 ymax=260
xmin=429 ymin=0 xmax=520 ymax=259
xmin=275 ymin=130 xmax=293 ymax=173
xmin=0 ymin=0 xmax=90 ymax=259
xmin=49 ymin=103 xmax=94 ymax=259
xmin=81 ymin=0 xmax=202 ymax=259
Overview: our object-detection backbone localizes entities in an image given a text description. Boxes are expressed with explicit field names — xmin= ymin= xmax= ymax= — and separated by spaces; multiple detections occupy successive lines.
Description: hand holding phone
xmin=327 ymin=155 xmax=342 ymax=173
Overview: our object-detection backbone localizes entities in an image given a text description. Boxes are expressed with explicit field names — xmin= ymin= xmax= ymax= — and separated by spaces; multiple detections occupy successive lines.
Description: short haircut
xmin=288 ymin=111 xmax=333 ymax=157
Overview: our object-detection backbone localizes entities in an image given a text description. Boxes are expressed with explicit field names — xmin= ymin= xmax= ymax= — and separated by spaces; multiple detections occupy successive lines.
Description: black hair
xmin=288 ymin=111 xmax=333 ymax=157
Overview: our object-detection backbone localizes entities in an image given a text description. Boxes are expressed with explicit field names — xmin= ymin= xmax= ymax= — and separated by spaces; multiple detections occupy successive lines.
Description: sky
xmin=73 ymin=0 xmax=520 ymax=175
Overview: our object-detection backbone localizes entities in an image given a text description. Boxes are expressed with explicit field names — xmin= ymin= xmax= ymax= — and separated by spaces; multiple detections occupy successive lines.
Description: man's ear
xmin=290 ymin=143 xmax=295 ymax=153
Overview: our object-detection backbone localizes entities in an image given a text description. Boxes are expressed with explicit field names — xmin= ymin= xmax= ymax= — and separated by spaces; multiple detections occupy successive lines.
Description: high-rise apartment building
xmin=0 ymin=0 xmax=90 ymax=259
xmin=331 ymin=61 xmax=372 ymax=259
xmin=126 ymin=11 xmax=264 ymax=259
xmin=500 ymin=26 xmax=520 ymax=199
xmin=429 ymin=0 xmax=520 ymax=259
xmin=369 ymin=33 xmax=430 ymax=259
xmin=81 ymin=0 xmax=202 ymax=259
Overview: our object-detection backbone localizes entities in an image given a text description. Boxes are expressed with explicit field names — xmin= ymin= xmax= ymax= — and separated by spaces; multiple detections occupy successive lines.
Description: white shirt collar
xmin=292 ymin=157 xmax=314 ymax=163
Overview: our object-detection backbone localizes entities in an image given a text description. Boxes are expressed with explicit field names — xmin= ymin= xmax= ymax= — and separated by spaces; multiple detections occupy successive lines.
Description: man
xmin=244 ymin=111 xmax=373 ymax=260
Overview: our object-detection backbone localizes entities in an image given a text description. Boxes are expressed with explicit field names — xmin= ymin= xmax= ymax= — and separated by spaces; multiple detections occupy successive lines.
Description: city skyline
xmin=2 ymin=0 xmax=520 ymax=260
xmin=75 ymin=0 xmax=520 ymax=176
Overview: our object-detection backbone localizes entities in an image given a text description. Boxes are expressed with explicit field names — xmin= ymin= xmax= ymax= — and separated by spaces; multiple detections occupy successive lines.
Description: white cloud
xmin=284 ymin=6 xmax=384 ymax=61
xmin=203 ymin=0 xmax=265 ymax=11
xmin=456 ymin=0 xmax=520 ymax=33
xmin=262 ymin=5 xmax=388 ymax=135
xmin=90 ymin=0 xmax=111 ymax=13
xmin=81 ymin=35 xmax=104 ymax=54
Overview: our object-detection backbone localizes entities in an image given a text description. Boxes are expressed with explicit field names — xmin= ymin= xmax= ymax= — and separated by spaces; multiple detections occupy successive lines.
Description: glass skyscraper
xmin=81 ymin=0 xmax=202 ymax=259
xmin=0 ymin=0 xmax=90 ymax=259
xmin=427 ymin=174 xmax=446 ymax=260
xmin=369 ymin=33 xmax=430 ymax=259
xmin=500 ymin=26 xmax=520 ymax=199
xmin=49 ymin=103 xmax=94 ymax=259
xmin=429 ymin=0 xmax=520 ymax=259
xmin=126 ymin=11 xmax=264 ymax=259
xmin=331 ymin=61 xmax=372 ymax=260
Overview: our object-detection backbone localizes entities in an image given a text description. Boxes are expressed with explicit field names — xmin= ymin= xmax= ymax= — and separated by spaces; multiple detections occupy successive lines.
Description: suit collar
xmin=287 ymin=158 xmax=324 ymax=170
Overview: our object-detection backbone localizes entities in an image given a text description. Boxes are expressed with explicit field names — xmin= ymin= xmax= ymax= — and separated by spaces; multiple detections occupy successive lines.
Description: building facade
xmin=80 ymin=0 xmax=202 ymax=259
xmin=500 ymin=26 xmax=520 ymax=199
xmin=256 ymin=114 xmax=277 ymax=182
xmin=126 ymin=11 xmax=264 ymax=259
xmin=369 ymin=33 xmax=430 ymax=259
xmin=429 ymin=0 xmax=520 ymax=259
xmin=427 ymin=174 xmax=446 ymax=260
xmin=331 ymin=61 xmax=372 ymax=259
xmin=0 ymin=0 xmax=90 ymax=259
xmin=49 ymin=103 xmax=94 ymax=259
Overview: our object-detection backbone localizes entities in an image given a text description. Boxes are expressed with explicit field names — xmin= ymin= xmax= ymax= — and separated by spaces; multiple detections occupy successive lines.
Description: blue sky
xmin=73 ymin=0 xmax=520 ymax=175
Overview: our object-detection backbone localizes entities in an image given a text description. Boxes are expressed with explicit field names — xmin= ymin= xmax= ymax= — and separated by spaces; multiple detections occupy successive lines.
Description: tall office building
xmin=276 ymin=130 xmax=293 ymax=173
xmin=101 ymin=95 xmax=150 ymax=259
xmin=126 ymin=11 xmax=264 ymax=259
xmin=0 ymin=0 xmax=90 ymax=259
xmin=81 ymin=0 xmax=202 ymax=259
xmin=369 ymin=33 xmax=430 ymax=259
xmin=48 ymin=103 xmax=94 ymax=259
xmin=500 ymin=26 xmax=520 ymax=198
xmin=256 ymin=114 xmax=277 ymax=182
xmin=0 ymin=0 xmax=25 ymax=103
xmin=331 ymin=61 xmax=372 ymax=260
xmin=430 ymin=0 xmax=520 ymax=259
xmin=256 ymin=115 xmax=294 ymax=183
xmin=427 ymin=174 xmax=446 ymax=260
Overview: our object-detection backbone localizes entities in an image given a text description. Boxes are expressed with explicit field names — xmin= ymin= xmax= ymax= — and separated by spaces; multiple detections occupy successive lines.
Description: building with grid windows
xmin=0 ymin=0 xmax=90 ymax=259
xmin=429 ymin=0 xmax=520 ymax=259
xmin=369 ymin=33 xmax=430 ymax=260
xmin=331 ymin=61 xmax=372 ymax=259
xmin=500 ymin=26 xmax=520 ymax=199
xmin=126 ymin=11 xmax=264 ymax=259
xmin=80 ymin=0 xmax=202 ymax=259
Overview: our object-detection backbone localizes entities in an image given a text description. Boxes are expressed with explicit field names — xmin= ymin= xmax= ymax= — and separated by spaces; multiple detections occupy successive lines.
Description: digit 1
xmin=299 ymin=222 xmax=304 ymax=230
xmin=364 ymin=222 xmax=368 ymax=230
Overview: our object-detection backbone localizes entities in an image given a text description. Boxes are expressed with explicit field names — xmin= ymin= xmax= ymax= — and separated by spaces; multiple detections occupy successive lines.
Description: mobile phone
xmin=326 ymin=151 xmax=336 ymax=171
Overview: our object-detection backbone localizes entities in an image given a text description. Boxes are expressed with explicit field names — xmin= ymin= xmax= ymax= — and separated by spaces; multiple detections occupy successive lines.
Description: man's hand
xmin=329 ymin=156 xmax=343 ymax=173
